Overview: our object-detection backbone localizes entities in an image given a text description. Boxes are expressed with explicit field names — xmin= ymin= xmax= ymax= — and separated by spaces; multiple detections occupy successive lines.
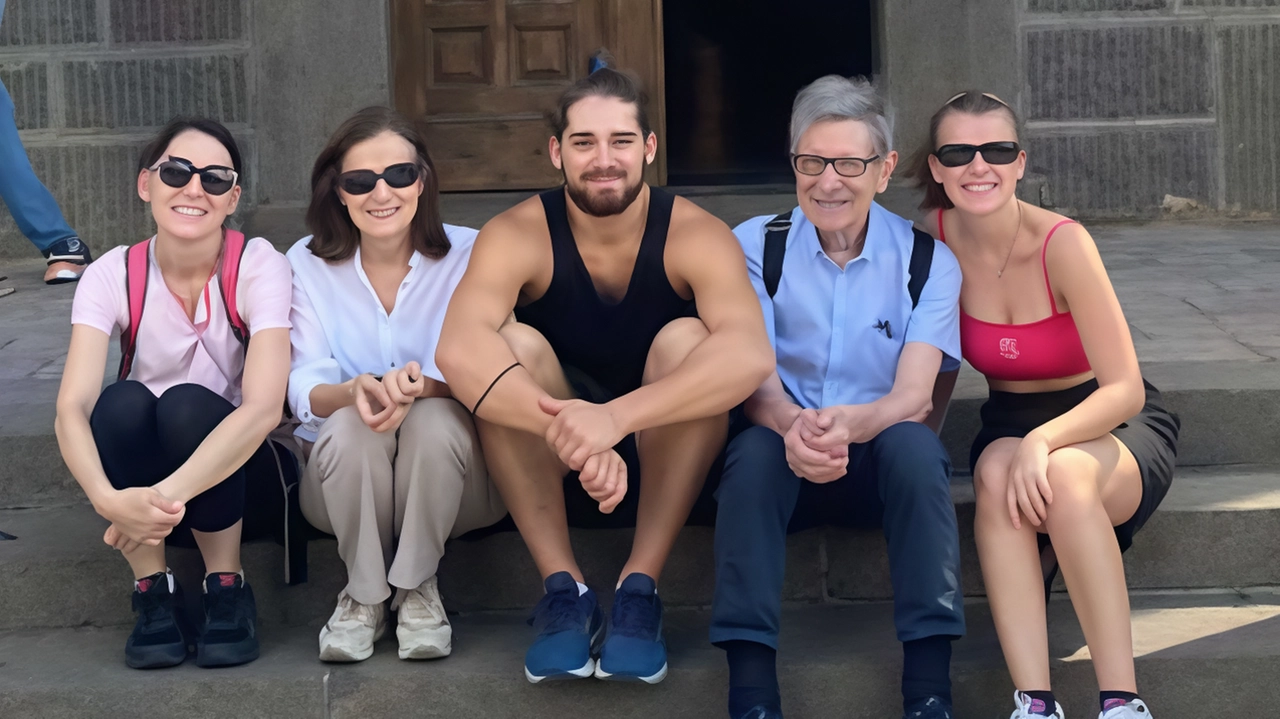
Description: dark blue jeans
xmin=710 ymin=421 xmax=965 ymax=649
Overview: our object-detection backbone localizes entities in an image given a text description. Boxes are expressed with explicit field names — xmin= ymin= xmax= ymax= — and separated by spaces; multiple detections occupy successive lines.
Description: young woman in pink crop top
xmin=54 ymin=119 xmax=293 ymax=670
xmin=909 ymin=92 xmax=1180 ymax=719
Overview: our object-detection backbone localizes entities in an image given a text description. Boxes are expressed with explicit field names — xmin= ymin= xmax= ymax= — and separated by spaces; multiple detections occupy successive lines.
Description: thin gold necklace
xmin=996 ymin=200 xmax=1023 ymax=278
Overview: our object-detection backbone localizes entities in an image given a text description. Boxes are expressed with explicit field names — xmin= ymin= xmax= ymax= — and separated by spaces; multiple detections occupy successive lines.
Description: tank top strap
xmin=936 ymin=208 xmax=947 ymax=243
xmin=636 ymin=186 xmax=677 ymax=268
xmin=538 ymin=188 xmax=579 ymax=287
xmin=1040 ymin=219 xmax=1078 ymax=315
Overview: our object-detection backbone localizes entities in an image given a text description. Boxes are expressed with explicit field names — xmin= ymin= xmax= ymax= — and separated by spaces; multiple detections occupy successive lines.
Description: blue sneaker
xmin=524 ymin=572 xmax=604 ymax=683
xmin=904 ymin=696 xmax=953 ymax=719
xmin=594 ymin=573 xmax=667 ymax=683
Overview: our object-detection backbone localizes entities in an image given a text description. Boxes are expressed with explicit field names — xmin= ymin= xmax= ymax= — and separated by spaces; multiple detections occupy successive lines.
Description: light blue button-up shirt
xmin=735 ymin=201 xmax=962 ymax=411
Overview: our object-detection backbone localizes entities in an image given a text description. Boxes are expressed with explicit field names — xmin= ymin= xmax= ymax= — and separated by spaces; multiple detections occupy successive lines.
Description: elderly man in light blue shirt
xmin=709 ymin=76 xmax=965 ymax=719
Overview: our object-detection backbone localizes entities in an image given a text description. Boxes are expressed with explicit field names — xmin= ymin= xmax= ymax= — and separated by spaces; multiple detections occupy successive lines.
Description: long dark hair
xmin=550 ymin=67 xmax=651 ymax=140
xmin=306 ymin=106 xmax=449 ymax=263
xmin=906 ymin=90 xmax=1021 ymax=210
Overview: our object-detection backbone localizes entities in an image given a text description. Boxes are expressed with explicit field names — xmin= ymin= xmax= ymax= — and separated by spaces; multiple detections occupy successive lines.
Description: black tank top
xmin=515 ymin=186 xmax=696 ymax=398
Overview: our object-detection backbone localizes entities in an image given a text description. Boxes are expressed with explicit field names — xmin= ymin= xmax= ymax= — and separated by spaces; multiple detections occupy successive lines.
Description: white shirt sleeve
xmin=287 ymin=248 xmax=342 ymax=431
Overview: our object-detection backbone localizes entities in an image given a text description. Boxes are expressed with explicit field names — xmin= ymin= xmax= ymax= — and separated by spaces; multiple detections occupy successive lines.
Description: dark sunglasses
xmin=337 ymin=163 xmax=422 ymax=195
xmin=933 ymin=142 xmax=1021 ymax=168
xmin=792 ymin=153 xmax=880 ymax=178
xmin=150 ymin=157 xmax=239 ymax=196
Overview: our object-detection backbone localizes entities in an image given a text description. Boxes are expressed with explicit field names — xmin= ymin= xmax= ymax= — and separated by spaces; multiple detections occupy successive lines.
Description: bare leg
xmin=621 ymin=318 xmax=728 ymax=584
xmin=474 ymin=323 xmax=580 ymax=581
xmin=973 ymin=438 xmax=1052 ymax=690
xmin=192 ymin=520 xmax=244 ymax=576
xmin=1042 ymin=437 xmax=1142 ymax=693
xmin=123 ymin=542 xmax=168 ymax=580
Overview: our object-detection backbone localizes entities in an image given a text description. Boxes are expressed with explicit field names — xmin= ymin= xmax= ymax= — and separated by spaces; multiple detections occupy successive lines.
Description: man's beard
xmin=564 ymin=169 xmax=644 ymax=217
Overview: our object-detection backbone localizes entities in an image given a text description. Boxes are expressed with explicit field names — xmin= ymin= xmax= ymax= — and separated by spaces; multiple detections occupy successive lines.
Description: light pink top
xmin=71 ymin=236 xmax=292 ymax=405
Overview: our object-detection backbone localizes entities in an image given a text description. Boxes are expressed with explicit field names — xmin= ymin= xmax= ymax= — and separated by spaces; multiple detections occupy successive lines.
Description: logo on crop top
xmin=999 ymin=338 xmax=1020 ymax=360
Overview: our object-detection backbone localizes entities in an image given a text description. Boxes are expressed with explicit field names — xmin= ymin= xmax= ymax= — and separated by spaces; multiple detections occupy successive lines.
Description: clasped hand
xmin=539 ymin=397 xmax=627 ymax=515
xmin=353 ymin=361 xmax=427 ymax=433
xmin=99 ymin=486 xmax=185 ymax=553
xmin=784 ymin=405 xmax=882 ymax=484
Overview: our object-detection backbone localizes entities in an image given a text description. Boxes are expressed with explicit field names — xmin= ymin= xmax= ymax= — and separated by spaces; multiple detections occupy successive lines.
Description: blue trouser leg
xmin=860 ymin=421 xmax=965 ymax=642
xmin=0 ymin=76 xmax=77 ymax=254
xmin=709 ymin=425 xmax=802 ymax=649
xmin=710 ymin=421 xmax=965 ymax=650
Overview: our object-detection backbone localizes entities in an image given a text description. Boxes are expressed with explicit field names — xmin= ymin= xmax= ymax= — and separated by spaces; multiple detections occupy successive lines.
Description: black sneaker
xmin=125 ymin=572 xmax=192 ymax=669
xmin=42 ymin=236 xmax=93 ymax=285
xmin=195 ymin=572 xmax=260 ymax=668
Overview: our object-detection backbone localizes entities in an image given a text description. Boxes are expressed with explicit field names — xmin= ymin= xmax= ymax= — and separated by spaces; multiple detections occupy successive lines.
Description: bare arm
xmin=153 ymin=327 xmax=290 ymax=503
xmin=807 ymin=342 xmax=944 ymax=448
xmin=922 ymin=368 xmax=958 ymax=434
xmin=744 ymin=370 xmax=802 ymax=436
xmin=1029 ymin=225 xmax=1144 ymax=452
xmin=607 ymin=214 xmax=775 ymax=434
xmin=55 ymin=324 xmax=124 ymax=513
xmin=436 ymin=214 xmax=554 ymax=435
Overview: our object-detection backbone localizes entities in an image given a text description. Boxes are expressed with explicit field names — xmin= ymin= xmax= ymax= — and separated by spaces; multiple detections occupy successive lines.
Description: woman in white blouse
xmin=287 ymin=107 xmax=506 ymax=662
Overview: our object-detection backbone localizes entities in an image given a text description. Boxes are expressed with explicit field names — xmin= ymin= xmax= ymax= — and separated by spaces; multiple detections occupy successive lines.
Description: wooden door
xmin=391 ymin=0 xmax=666 ymax=192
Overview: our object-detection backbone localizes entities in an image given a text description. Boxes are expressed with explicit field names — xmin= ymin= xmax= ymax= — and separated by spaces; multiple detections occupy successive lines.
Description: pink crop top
xmin=937 ymin=210 xmax=1092 ymax=382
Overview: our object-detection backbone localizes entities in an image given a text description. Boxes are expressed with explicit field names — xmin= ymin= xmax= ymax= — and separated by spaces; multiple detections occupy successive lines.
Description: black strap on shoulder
xmin=762 ymin=212 xmax=792 ymax=299
xmin=907 ymin=227 xmax=934 ymax=309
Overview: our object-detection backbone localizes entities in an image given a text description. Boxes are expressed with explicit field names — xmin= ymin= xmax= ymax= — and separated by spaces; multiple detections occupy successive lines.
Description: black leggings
xmin=90 ymin=381 xmax=274 ymax=544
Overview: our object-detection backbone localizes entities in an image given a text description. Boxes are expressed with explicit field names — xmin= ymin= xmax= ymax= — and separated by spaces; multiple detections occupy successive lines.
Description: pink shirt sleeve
xmin=70 ymin=246 xmax=128 ymax=336
xmin=236 ymin=238 xmax=293 ymax=335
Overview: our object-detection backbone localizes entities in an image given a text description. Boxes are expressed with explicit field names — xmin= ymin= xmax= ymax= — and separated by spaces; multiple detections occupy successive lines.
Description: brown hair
xmin=306 ymin=106 xmax=449 ymax=263
xmin=906 ymin=90 xmax=1021 ymax=210
xmin=549 ymin=67 xmax=651 ymax=141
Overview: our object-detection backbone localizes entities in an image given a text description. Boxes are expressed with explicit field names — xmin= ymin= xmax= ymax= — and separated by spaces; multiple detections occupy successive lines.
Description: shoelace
xmin=337 ymin=595 xmax=377 ymax=625
xmin=400 ymin=587 xmax=445 ymax=623
xmin=611 ymin=589 xmax=659 ymax=639
xmin=528 ymin=588 xmax=586 ymax=634
xmin=134 ymin=590 xmax=172 ymax=627
xmin=206 ymin=586 xmax=240 ymax=628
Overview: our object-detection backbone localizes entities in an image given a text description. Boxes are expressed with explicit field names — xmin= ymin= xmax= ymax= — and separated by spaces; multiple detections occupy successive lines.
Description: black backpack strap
xmin=908 ymin=228 xmax=935 ymax=309
xmin=762 ymin=212 xmax=793 ymax=299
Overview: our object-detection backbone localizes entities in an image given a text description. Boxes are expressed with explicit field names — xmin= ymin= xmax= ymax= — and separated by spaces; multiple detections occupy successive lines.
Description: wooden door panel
xmin=392 ymin=0 xmax=663 ymax=191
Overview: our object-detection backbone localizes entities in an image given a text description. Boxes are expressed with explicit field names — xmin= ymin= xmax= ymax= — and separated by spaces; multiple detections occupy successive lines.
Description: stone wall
xmin=1020 ymin=0 xmax=1280 ymax=217
xmin=0 ymin=0 xmax=390 ymax=257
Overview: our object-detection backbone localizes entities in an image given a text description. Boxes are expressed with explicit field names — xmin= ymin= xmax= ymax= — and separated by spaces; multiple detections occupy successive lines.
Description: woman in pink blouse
xmin=54 ymin=118 xmax=293 ymax=670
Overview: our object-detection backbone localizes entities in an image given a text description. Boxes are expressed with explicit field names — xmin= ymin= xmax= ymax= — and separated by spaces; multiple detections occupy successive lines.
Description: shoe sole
xmin=396 ymin=625 xmax=451 ymax=660
xmin=319 ymin=620 xmax=387 ymax=662
xmin=525 ymin=657 xmax=597 ymax=684
xmin=593 ymin=661 xmax=668 ymax=684
xmin=125 ymin=643 xmax=188 ymax=669
xmin=398 ymin=641 xmax=451 ymax=660
xmin=196 ymin=638 xmax=260 ymax=668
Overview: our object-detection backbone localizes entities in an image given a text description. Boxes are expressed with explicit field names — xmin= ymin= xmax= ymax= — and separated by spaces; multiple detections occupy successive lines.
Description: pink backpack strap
xmin=218 ymin=230 xmax=250 ymax=349
xmin=117 ymin=239 xmax=152 ymax=381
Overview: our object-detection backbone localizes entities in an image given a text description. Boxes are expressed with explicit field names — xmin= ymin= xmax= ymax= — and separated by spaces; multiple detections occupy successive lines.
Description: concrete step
xmin=1 ymin=590 xmax=1277 ymax=718
xmin=4 ymin=359 xmax=1279 ymax=509
xmin=2 ymin=466 xmax=1276 ymax=631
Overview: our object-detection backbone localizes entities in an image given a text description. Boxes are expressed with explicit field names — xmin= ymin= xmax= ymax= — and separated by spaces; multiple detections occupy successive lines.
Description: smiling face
xmin=550 ymin=95 xmax=656 ymax=217
xmin=337 ymin=130 xmax=424 ymax=243
xmin=928 ymin=110 xmax=1026 ymax=216
xmin=137 ymin=129 xmax=241 ymax=240
xmin=793 ymin=119 xmax=896 ymax=239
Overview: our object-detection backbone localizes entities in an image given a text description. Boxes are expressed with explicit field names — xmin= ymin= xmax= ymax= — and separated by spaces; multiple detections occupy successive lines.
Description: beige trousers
xmin=301 ymin=398 xmax=507 ymax=606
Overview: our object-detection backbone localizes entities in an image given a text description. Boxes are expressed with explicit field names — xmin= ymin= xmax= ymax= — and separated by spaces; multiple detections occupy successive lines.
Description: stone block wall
xmin=0 ymin=0 xmax=391 ymax=258
xmin=1019 ymin=0 xmax=1280 ymax=217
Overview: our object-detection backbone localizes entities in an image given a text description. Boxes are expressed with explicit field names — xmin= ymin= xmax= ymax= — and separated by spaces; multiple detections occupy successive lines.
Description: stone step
xmin=2 ymin=466 xmax=1276 ymax=631
xmin=4 ymin=359 xmax=1279 ymax=509
xmin=0 ymin=590 xmax=1277 ymax=718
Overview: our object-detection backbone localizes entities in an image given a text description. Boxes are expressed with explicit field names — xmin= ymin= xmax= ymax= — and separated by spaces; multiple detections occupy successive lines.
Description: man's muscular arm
xmin=607 ymin=210 xmax=775 ymax=434
xmin=436 ymin=213 xmax=555 ymax=435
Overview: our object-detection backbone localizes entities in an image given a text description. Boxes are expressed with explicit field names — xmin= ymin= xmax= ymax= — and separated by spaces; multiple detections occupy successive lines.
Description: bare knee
xmin=642 ymin=318 xmax=709 ymax=384
xmin=973 ymin=441 xmax=1017 ymax=514
xmin=498 ymin=322 xmax=565 ymax=390
xmin=1043 ymin=448 xmax=1102 ymax=525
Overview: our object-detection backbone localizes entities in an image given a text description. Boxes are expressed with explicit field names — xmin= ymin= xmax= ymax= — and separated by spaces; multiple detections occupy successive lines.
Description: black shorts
xmin=969 ymin=378 xmax=1180 ymax=552
xmin=560 ymin=365 xmax=724 ymax=529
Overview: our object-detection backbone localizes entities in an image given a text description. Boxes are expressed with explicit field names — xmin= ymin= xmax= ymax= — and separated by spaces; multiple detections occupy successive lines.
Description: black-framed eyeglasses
xmin=149 ymin=157 xmax=239 ymax=196
xmin=337 ymin=162 xmax=422 ymax=195
xmin=933 ymin=142 xmax=1021 ymax=168
xmin=791 ymin=154 xmax=881 ymax=178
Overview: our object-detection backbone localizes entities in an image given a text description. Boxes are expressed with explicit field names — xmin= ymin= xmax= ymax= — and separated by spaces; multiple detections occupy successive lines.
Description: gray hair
xmin=789 ymin=75 xmax=894 ymax=157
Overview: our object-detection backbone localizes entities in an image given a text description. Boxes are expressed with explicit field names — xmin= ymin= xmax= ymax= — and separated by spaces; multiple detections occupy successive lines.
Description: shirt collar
xmin=797 ymin=201 xmax=889 ymax=267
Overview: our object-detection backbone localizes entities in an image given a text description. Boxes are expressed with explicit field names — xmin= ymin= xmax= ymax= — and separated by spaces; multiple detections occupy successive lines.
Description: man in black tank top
xmin=438 ymin=69 xmax=773 ymax=686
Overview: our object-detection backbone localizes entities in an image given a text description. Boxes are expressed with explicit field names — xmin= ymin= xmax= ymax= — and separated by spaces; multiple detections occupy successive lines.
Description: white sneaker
xmin=395 ymin=575 xmax=452 ymax=660
xmin=1011 ymin=691 xmax=1066 ymax=719
xmin=1100 ymin=698 xmax=1152 ymax=719
xmin=318 ymin=590 xmax=387 ymax=662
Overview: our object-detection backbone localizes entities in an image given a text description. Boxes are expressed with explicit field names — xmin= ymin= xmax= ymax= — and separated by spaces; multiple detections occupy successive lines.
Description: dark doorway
xmin=663 ymin=1 xmax=876 ymax=185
